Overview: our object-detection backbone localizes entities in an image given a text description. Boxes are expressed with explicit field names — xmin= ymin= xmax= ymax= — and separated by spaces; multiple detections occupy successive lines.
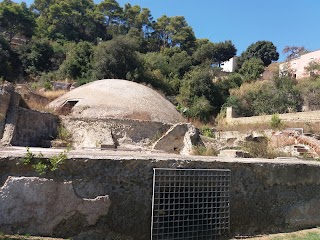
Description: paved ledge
xmin=1 ymin=146 xmax=320 ymax=166
xmin=2 ymin=146 xmax=320 ymax=238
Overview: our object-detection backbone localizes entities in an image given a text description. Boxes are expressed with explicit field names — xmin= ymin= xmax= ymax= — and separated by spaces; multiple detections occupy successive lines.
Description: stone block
xmin=0 ymin=176 xmax=110 ymax=236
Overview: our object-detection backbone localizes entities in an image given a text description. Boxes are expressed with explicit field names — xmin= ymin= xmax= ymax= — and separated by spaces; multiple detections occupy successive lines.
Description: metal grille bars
xmin=151 ymin=168 xmax=231 ymax=240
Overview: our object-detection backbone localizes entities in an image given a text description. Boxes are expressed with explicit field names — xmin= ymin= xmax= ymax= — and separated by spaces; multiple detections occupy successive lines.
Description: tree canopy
xmin=0 ymin=0 xmax=36 ymax=42
xmin=3 ymin=0 xmax=310 ymax=123
xmin=282 ymin=45 xmax=308 ymax=61
xmin=193 ymin=40 xmax=236 ymax=66
xmin=239 ymin=57 xmax=265 ymax=82
xmin=239 ymin=40 xmax=279 ymax=67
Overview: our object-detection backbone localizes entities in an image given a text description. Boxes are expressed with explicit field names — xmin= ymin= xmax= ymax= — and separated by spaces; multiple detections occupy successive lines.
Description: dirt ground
xmin=1 ymin=228 xmax=320 ymax=240
xmin=0 ymin=236 xmax=64 ymax=240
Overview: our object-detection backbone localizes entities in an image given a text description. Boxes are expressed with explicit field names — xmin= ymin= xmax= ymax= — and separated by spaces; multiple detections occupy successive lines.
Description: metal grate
xmin=151 ymin=168 xmax=231 ymax=240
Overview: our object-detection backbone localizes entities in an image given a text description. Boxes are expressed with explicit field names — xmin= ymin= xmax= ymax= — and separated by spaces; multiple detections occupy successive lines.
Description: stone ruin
xmin=0 ymin=80 xmax=202 ymax=154
xmin=0 ymin=82 xmax=59 ymax=147
xmin=48 ymin=79 xmax=202 ymax=154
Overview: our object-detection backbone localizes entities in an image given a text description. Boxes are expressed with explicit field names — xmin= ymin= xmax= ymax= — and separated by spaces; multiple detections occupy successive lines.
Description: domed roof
xmin=48 ymin=79 xmax=186 ymax=124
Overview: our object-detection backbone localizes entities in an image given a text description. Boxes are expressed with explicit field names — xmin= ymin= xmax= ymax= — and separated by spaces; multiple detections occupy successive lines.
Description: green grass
xmin=271 ymin=232 xmax=320 ymax=240
xmin=244 ymin=228 xmax=320 ymax=240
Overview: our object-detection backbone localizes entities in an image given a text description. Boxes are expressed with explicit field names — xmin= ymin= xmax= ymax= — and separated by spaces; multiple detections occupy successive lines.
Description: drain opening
xmin=151 ymin=168 xmax=231 ymax=240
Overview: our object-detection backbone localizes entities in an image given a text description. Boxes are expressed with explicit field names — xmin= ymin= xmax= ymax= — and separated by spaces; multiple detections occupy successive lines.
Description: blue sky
xmin=15 ymin=0 xmax=320 ymax=61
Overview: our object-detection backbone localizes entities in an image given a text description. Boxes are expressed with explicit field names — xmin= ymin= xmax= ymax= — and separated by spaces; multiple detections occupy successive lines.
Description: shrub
xmin=18 ymin=38 xmax=54 ymax=76
xmin=270 ymin=114 xmax=282 ymax=129
xmin=192 ymin=145 xmax=218 ymax=156
xmin=239 ymin=57 xmax=265 ymax=82
xmin=241 ymin=138 xmax=288 ymax=159
xmin=57 ymin=126 xmax=72 ymax=142
xmin=229 ymin=76 xmax=302 ymax=116
xmin=200 ymin=125 xmax=215 ymax=138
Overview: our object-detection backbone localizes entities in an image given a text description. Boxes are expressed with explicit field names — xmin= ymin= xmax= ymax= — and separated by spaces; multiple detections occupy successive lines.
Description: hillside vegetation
xmin=1 ymin=0 xmax=320 ymax=123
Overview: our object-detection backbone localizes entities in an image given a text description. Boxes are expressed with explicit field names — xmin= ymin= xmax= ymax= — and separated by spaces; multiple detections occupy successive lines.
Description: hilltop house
xmin=221 ymin=56 xmax=237 ymax=72
xmin=279 ymin=49 xmax=320 ymax=79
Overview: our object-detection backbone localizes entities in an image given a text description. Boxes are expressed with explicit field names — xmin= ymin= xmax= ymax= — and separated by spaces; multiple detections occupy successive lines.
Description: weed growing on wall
xmin=22 ymin=147 xmax=69 ymax=175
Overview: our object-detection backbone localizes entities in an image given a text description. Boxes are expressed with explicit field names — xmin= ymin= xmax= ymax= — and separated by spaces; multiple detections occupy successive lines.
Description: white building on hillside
xmin=279 ymin=49 xmax=320 ymax=79
xmin=221 ymin=56 xmax=237 ymax=72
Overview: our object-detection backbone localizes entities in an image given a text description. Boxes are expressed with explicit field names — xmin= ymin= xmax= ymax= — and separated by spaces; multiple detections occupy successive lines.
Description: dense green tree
xmin=96 ymin=0 xmax=123 ymax=36
xmin=212 ymin=41 xmax=237 ymax=66
xmin=152 ymin=15 xmax=196 ymax=52
xmin=35 ymin=0 xmax=107 ymax=42
xmin=140 ymin=52 xmax=176 ymax=94
xmin=193 ymin=40 xmax=236 ymax=66
xmin=18 ymin=38 xmax=54 ymax=75
xmin=169 ymin=51 xmax=192 ymax=77
xmin=58 ymin=41 xmax=93 ymax=81
xmin=123 ymin=4 xmax=153 ymax=36
xmin=31 ymin=0 xmax=55 ymax=15
xmin=142 ymin=50 xmax=192 ymax=93
xmin=193 ymin=41 xmax=215 ymax=64
xmin=143 ymin=52 xmax=171 ymax=76
xmin=195 ymin=38 xmax=210 ymax=47
xmin=216 ymin=73 xmax=243 ymax=103
xmin=177 ymin=66 xmax=219 ymax=121
xmin=0 ymin=35 xmax=16 ymax=79
xmin=239 ymin=40 xmax=279 ymax=67
xmin=92 ymin=35 xmax=142 ymax=81
xmin=239 ymin=57 xmax=265 ymax=82
xmin=0 ymin=0 xmax=36 ymax=42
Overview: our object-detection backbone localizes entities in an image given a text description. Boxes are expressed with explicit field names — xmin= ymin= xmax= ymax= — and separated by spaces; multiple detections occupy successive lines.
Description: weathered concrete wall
xmin=62 ymin=117 xmax=172 ymax=149
xmin=1 ymin=152 xmax=320 ymax=239
xmin=0 ymin=83 xmax=59 ymax=147
xmin=9 ymin=108 xmax=59 ymax=147
xmin=226 ymin=107 xmax=320 ymax=125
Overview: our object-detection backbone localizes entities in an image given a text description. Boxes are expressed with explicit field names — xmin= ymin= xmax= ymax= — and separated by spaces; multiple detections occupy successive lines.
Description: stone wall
xmin=10 ymin=108 xmax=59 ymax=146
xmin=62 ymin=117 xmax=172 ymax=149
xmin=0 ymin=83 xmax=59 ymax=147
xmin=226 ymin=107 xmax=320 ymax=125
xmin=1 ymin=154 xmax=320 ymax=239
xmin=0 ymin=89 xmax=11 ymax=139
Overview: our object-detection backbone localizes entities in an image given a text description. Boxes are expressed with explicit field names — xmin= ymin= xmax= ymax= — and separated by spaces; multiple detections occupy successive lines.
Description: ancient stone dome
xmin=49 ymin=79 xmax=186 ymax=124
